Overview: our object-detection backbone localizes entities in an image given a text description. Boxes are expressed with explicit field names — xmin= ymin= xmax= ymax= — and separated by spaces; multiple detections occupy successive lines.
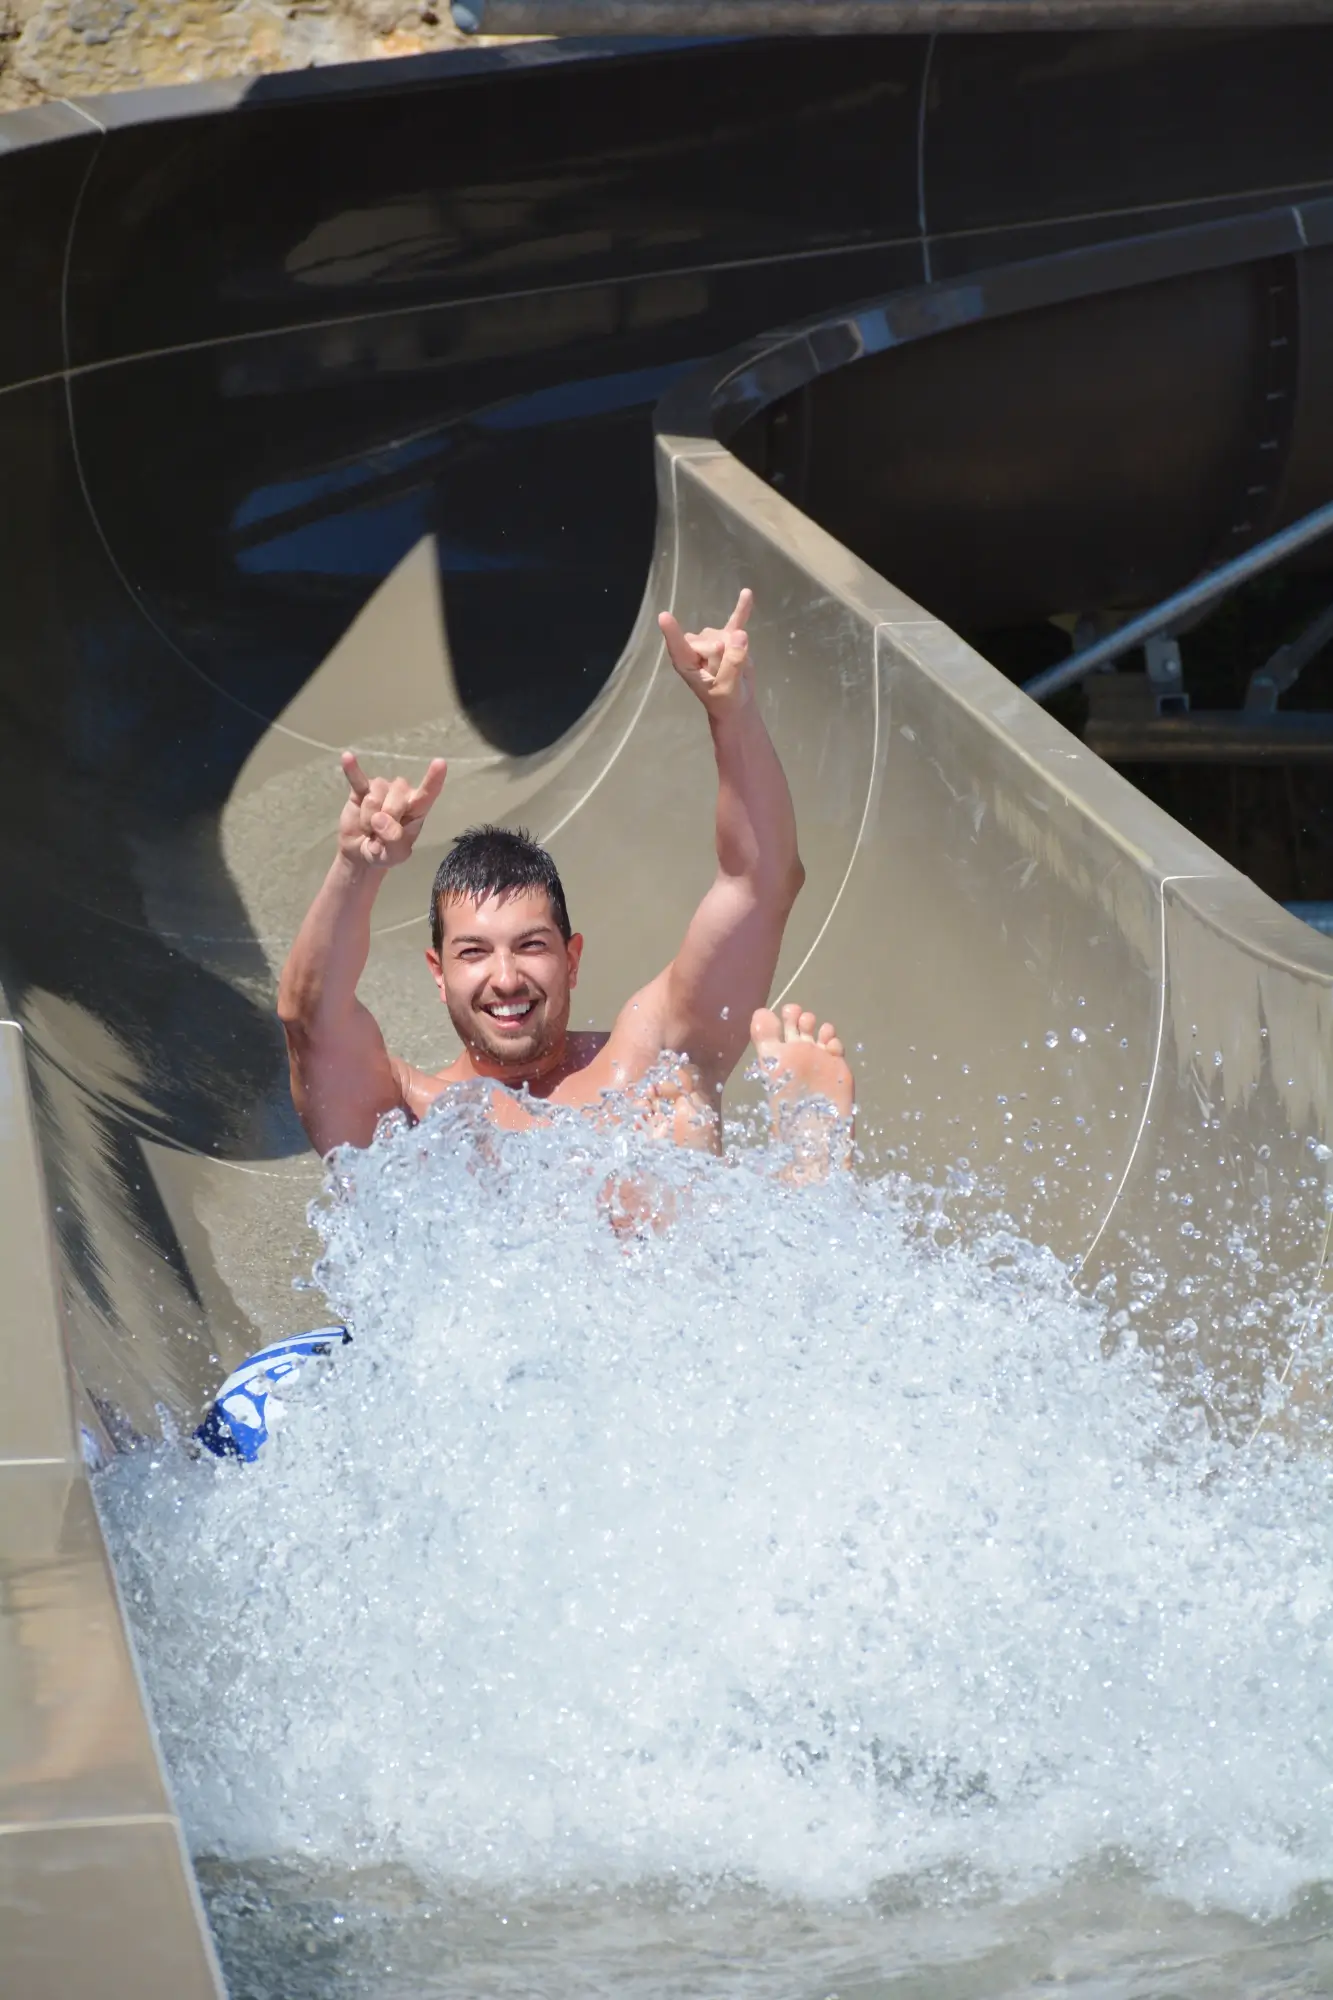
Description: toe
xmin=780 ymin=1002 xmax=801 ymax=1041
xmin=798 ymin=1010 xmax=817 ymax=1040
xmin=751 ymin=1007 xmax=781 ymax=1043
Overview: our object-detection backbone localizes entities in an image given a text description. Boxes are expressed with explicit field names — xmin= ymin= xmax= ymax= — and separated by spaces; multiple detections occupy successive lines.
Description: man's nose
xmin=490 ymin=953 xmax=525 ymax=991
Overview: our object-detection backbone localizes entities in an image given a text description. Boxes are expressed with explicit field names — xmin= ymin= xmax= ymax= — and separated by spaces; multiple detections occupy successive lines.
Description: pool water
xmin=97 ymin=1086 xmax=1333 ymax=1996
xmin=195 ymin=1863 xmax=1333 ymax=1999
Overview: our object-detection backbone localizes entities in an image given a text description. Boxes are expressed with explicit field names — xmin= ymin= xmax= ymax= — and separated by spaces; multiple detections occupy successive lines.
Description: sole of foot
xmin=749 ymin=1003 xmax=855 ymax=1121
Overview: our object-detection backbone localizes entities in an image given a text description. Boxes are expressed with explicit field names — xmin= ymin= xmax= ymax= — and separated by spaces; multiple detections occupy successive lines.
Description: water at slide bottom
xmin=95 ymin=1086 xmax=1333 ymax=1998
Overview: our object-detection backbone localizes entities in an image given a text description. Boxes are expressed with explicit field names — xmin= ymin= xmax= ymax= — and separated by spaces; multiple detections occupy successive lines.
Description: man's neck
xmin=456 ymin=1034 xmax=576 ymax=1094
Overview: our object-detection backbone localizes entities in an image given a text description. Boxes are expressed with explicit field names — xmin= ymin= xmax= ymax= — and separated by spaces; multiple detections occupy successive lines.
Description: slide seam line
xmin=1076 ymin=871 xmax=1209 ymax=1275
xmin=773 ymin=621 xmax=885 ymax=1006
xmin=8 ymin=171 xmax=1331 ymax=411
xmin=0 ymin=230 xmax=925 ymax=405
xmin=0 ymin=1813 xmax=179 ymax=1839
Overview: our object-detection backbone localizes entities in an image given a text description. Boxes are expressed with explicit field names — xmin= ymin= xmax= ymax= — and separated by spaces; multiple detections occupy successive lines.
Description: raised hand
xmin=338 ymin=751 xmax=448 ymax=869
xmin=658 ymin=587 xmax=754 ymax=717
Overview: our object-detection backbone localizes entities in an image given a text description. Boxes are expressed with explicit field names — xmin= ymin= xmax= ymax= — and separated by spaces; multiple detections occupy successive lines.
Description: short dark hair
xmin=429 ymin=825 xmax=572 ymax=953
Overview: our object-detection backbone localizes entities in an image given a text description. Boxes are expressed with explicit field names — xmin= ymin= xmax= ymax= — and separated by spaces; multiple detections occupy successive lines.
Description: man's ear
xmin=566 ymin=932 xmax=584 ymax=987
xmin=425 ymin=946 xmax=446 ymax=996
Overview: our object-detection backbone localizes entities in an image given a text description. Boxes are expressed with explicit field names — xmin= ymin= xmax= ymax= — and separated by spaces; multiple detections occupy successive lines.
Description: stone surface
xmin=0 ymin=0 xmax=527 ymax=113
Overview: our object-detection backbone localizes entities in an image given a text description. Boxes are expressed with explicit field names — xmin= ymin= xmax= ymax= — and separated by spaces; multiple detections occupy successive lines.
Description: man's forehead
xmin=437 ymin=886 xmax=556 ymax=936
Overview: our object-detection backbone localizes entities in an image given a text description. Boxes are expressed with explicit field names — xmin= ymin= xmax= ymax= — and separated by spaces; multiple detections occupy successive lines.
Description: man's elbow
xmin=276 ymin=962 xmax=326 ymax=1038
xmin=276 ymin=983 xmax=308 ymax=1036
xmin=743 ymin=852 xmax=804 ymax=912
xmin=771 ymin=853 xmax=805 ymax=909
xmin=276 ymin=990 xmax=331 ymax=1053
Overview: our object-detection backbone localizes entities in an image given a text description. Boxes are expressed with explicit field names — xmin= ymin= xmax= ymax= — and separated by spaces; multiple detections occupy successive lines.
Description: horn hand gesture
xmin=338 ymin=752 xmax=448 ymax=869
xmin=658 ymin=587 xmax=754 ymax=718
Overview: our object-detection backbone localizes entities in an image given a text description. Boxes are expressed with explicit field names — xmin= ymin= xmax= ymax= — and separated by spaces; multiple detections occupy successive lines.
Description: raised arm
xmin=634 ymin=590 xmax=804 ymax=1093
xmin=277 ymin=752 xmax=447 ymax=1153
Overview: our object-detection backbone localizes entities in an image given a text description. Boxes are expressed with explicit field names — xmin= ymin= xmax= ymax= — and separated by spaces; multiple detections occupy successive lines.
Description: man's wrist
xmin=332 ymin=848 xmax=379 ymax=892
xmin=707 ymin=696 xmax=755 ymax=736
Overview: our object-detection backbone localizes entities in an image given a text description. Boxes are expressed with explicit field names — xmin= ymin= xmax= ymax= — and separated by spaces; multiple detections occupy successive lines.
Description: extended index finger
xmin=341 ymin=749 xmax=371 ymax=801
xmin=406 ymin=757 xmax=449 ymax=820
xmin=728 ymin=586 xmax=753 ymax=630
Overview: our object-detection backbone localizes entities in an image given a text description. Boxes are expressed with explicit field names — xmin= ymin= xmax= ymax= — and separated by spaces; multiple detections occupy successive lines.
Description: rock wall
xmin=0 ymin=0 xmax=526 ymax=112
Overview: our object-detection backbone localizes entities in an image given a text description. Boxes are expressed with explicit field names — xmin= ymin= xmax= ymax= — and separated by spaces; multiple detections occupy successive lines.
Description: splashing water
xmin=98 ymin=1089 xmax=1333 ymax=1947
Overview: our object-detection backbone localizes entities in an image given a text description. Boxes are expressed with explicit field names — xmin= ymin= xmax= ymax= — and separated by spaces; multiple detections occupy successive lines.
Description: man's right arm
xmin=277 ymin=753 xmax=447 ymax=1154
xmin=278 ymin=853 xmax=404 ymax=1154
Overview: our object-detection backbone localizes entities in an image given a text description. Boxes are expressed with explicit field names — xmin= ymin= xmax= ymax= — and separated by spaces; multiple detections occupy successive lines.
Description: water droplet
xmin=1044 ymin=1030 xmax=1059 ymax=1049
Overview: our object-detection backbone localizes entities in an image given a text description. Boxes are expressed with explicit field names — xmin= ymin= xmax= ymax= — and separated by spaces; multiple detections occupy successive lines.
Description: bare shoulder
xmin=391 ymin=1053 xmax=466 ymax=1121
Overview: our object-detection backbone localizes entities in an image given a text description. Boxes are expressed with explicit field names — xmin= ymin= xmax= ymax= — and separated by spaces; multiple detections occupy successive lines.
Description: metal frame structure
xmin=454 ymin=0 xmax=1333 ymax=29
xmin=1022 ymin=495 xmax=1333 ymax=703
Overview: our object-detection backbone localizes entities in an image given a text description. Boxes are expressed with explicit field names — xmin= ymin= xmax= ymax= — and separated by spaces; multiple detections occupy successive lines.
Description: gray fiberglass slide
xmin=5 ymin=28 xmax=1333 ymax=1997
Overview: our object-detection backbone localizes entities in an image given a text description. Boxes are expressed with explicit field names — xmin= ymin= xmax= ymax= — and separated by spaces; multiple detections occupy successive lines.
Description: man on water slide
xmin=277 ymin=589 xmax=854 ymax=1155
xmin=200 ymin=592 xmax=852 ymax=1456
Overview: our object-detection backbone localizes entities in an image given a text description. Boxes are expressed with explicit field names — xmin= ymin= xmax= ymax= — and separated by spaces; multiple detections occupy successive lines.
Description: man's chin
xmin=472 ymin=1020 xmax=549 ymax=1067
xmin=480 ymin=1041 xmax=540 ymax=1068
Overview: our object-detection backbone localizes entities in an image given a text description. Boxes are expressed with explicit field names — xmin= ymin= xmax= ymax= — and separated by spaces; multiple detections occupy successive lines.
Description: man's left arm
xmin=638 ymin=590 xmax=805 ymax=1092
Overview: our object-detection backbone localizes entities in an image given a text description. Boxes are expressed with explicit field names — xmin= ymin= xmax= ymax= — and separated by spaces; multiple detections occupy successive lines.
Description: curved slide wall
xmin=5 ymin=31 xmax=1333 ymax=1997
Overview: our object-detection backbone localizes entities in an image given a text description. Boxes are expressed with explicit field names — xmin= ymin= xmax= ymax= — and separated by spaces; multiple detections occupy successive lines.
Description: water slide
xmin=6 ymin=25 xmax=1333 ymax=1994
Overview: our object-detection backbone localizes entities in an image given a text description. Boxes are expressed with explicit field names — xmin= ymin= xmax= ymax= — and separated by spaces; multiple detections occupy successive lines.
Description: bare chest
xmin=402 ymin=1032 xmax=634 ymax=1125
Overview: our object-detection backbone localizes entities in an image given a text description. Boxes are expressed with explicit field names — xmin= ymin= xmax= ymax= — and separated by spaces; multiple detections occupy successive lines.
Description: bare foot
xmin=750 ymin=1003 xmax=854 ymax=1179
xmin=635 ymin=1060 xmax=721 ymax=1155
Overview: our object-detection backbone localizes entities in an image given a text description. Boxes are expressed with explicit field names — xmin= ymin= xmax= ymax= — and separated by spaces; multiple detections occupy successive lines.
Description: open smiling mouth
xmin=482 ymin=1000 xmax=538 ymax=1026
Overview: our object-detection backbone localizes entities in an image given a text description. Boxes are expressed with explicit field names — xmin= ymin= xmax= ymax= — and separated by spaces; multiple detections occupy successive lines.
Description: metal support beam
xmin=1084 ymin=710 xmax=1333 ymax=763
xmin=1244 ymin=600 xmax=1333 ymax=710
xmin=1143 ymin=632 xmax=1188 ymax=714
xmin=452 ymin=0 xmax=1333 ymax=29
xmin=1023 ymin=495 xmax=1333 ymax=706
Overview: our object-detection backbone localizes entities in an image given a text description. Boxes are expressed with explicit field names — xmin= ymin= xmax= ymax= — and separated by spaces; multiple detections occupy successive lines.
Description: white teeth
xmin=487 ymin=1003 xmax=532 ymax=1018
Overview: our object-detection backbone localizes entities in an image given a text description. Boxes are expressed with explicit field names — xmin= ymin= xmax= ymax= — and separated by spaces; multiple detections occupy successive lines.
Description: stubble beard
xmin=453 ymin=992 xmax=567 ymax=1072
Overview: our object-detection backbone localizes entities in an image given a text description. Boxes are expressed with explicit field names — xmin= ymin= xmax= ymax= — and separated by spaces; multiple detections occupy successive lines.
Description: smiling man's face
xmin=426 ymin=888 xmax=583 ymax=1074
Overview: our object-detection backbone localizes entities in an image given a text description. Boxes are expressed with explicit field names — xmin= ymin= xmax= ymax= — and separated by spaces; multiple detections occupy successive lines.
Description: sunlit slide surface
xmin=6 ymin=27 xmax=1333 ymax=2000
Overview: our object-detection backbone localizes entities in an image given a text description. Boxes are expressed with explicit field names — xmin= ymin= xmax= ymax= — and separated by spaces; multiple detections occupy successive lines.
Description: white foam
xmin=97 ymin=1090 xmax=1333 ymax=1917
